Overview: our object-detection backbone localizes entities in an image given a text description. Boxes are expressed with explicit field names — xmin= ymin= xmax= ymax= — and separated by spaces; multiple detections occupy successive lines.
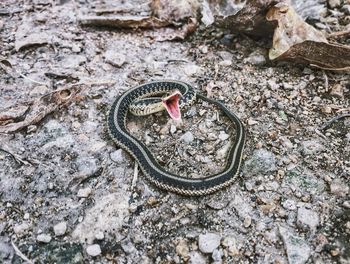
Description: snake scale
xmin=107 ymin=80 xmax=245 ymax=196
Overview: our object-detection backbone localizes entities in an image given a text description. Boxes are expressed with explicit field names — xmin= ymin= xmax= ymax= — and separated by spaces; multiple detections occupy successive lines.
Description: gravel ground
xmin=0 ymin=1 xmax=349 ymax=263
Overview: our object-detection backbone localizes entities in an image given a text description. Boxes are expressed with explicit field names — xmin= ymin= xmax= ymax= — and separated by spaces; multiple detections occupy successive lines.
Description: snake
xmin=107 ymin=80 xmax=245 ymax=196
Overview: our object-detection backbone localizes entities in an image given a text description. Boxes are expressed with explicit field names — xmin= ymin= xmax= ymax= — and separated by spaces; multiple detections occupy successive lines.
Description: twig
xmin=20 ymin=73 xmax=49 ymax=86
xmin=328 ymin=29 xmax=350 ymax=38
xmin=11 ymin=240 xmax=34 ymax=264
xmin=0 ymin=147 xmax=29 ymax=165
xmin=321 ymin=113 xmax=350 ymax=130
xmin=131 ymin=162 xmax=139 ymax=190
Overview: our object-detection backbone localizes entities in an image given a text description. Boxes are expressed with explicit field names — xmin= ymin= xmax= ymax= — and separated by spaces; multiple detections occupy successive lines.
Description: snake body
xmin=107 ymin=80 xmax=245 ymax=196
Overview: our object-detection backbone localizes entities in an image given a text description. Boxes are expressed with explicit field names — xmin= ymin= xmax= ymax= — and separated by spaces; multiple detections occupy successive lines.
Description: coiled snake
xmin=107 ymin=80 xmax=245 ymax=196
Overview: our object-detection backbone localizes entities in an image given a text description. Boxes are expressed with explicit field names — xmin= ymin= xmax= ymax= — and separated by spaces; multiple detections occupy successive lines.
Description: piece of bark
xmin=78 ymin=15 xmax=172 ymax=29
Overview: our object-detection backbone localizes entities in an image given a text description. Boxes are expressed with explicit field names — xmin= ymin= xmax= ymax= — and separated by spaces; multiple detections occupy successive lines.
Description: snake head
xmin=161 ymin=90 xmax=182 ymax=121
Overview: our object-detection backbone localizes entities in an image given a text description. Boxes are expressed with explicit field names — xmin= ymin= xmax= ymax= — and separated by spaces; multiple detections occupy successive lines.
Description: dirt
xmin=0 ymin=0 xmax=349 ymax=263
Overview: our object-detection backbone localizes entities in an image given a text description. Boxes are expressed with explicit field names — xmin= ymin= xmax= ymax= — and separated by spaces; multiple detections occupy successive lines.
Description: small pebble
xmin=86 ymin=244 xmax=102 ymax=256
xmin=343 ymin=201 xmax=350 ymax=209
xmin=218 ymin=131 xmax=229 ymax=141
xmin=170 ymin=125 xmax=177 ymax=134
xmin=95 ymin=231 xmax=104 ymax=240
xmin=180 ymin=131 xmax=194 ymax=144
xmin=176 ymin=239 xmax=189 ymax=259
xmin=110 ymin=149 xmax=126 ymax=164
xmin=54 ymin=221 xmax=67 ymax=236
xmin=244 ymin=216 xmax=252 ymax=227
xmin=13 ymin=223 xmax=30 ymax=236
xmin=37 ymin=234 xmax=52 ymax=243
xmin=77 ymin=187 xmax=92 ymax=198
xmin=198 ymin=233 xmax=221 ymax=253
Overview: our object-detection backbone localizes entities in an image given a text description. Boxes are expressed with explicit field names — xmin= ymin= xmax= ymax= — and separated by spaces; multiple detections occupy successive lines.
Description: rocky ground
xmin=0 ymin=0 xmax=349 ymax=263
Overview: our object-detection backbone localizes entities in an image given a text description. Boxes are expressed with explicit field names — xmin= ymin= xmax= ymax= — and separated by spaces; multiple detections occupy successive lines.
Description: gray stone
xmin=189 ymin=251 xmax=206 ymax=264
xmin=76 ymin=157 xmax=98 ymax=178
xmin=121 ymin=241 xmax=137 ymax=255
xmin=212 ymin=249 xmax=222 ymax=263
xmin=0 ymin=239 xmax=14 ymax=261
xmin=72 ymin=192 xmax=129 ymax=243
xmin=104 ymin=50 xmax=126 ymax=68
xmin=243 ymin=149 xmax=277 ymax=176
xmin=279 ymin=226 xmax=311 ymax=264
xmin=245 ymin=50 xmax=266 ymax=65
xmin=297 ymin=207 xmax=319 ymax=231
xmin=37 ymin=234 xmax=52 ymax=243
xmin=180 ymin=131 xmax=194 ymax=144
xmin=54 ymin=221 xmax=67 ymax=236
xmin=86 ymin=244 xmax=101 ymax=257
xmin=198 ymin=233 xmax=221 ymax=253
xmin=341 ymin=5 xmax=350 ymax=15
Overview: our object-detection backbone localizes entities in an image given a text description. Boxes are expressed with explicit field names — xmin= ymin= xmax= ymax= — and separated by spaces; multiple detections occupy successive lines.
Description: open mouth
xmin=162 ymin=91 xmax=182 ymax=120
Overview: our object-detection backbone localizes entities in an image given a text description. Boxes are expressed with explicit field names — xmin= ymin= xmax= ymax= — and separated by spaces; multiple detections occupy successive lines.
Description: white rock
xmin=37 ymin=234 xmax=52 ymax=243
xmin=170 ymin=125 xmax=177 ymax=134
xmin=95 ymin=231 xmax=104 ymax=240
xmin=54 ymin=221 xmax=67 ymax=236
xmin=282 ymin=199 xmax=297 ymax=211
xmin=180 ymin=131 xmax=194 ymax=144
xmin=198 ymin=233 xmax=221 ymax=253
xmin=86 ymin=244 xmax=101 ymax=256
xmin=13 ymin=223 xmax=30 ymax=236
xmin=218 ymin=131 xmax=229 ymax=141
xmin=297 ymin=207 xmax=319 ymax=231
xmin=77 ymin=187 xmax=92 ymax=198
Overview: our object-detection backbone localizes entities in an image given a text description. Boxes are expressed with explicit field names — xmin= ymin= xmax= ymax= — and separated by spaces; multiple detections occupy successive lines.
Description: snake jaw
xmin=162 ymin=91 xmax=182 ymax=121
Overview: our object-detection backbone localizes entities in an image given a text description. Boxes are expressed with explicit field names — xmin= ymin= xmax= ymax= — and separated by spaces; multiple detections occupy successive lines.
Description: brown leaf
xmin=0 ymin=86 xmax=82 ymax=133
xmin=267 ymin=3 xmax=350 ymax=71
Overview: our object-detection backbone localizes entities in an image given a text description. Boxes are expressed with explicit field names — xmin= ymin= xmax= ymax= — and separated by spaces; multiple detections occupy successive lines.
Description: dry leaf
xmin=0 ymin=86 xmax=82 ymax=133
xmin=267 ymin=3 xmax=350 ymax=71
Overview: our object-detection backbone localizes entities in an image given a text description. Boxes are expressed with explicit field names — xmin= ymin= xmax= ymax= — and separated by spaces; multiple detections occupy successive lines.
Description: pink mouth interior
xmin=162 ymin=93 xmax=181 ymax=120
